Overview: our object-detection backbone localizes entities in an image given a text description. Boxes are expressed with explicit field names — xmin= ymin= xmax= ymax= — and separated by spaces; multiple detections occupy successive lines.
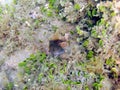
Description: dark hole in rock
xmin=70 ymin=0 xmax=74 ymax=5
xmin=117 ymin=33 xmax=120 ymax=40
xmin=58 ymin=4 xmax=63 ymax=13
xmin=108 ymin=72 xmax=114 ymax=79
xmin=118 ymin=75 xmax=120 ymax=82
xmin=92 ymin=16 xmax=102 ymax=25
xmin=49 ymin=40 xmax=65 ymax=57
xmin=62 ymin=17 xmax=67 ymax=21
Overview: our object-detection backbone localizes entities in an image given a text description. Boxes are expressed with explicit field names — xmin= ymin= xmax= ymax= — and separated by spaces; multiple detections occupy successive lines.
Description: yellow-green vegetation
xmin=98 ymin=39 xmax=103 ymax=47
xmin=76 ymin=26 xmax=83 ymax=36
xmin=87 ymin=50 xmax=94 ymax=59
xmin=105 ymin=57 xmax=115 ymax=67
xmin=18 ymin=51 xmax=105 ymax=89
xmin=74 ymin=4 xmax=81 ymax=10
xmin=6 ymin=82 xmax=13 ymax=90
xmin=92 ymin=74 xmax=104 ymax=90
xmin=19 ymin=52 xmax=46 ymax=74
xmin=83 ymin=40 xmax=89 ymax=47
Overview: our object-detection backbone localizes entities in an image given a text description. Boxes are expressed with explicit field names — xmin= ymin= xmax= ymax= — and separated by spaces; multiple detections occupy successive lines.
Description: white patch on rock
xmin=0 ymin=71 xmax=9 ymax=88
xmin=4 ymin=49 xmax=34 ymax=69
xmin=0 ymin=0 xmax=13 ymax=5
